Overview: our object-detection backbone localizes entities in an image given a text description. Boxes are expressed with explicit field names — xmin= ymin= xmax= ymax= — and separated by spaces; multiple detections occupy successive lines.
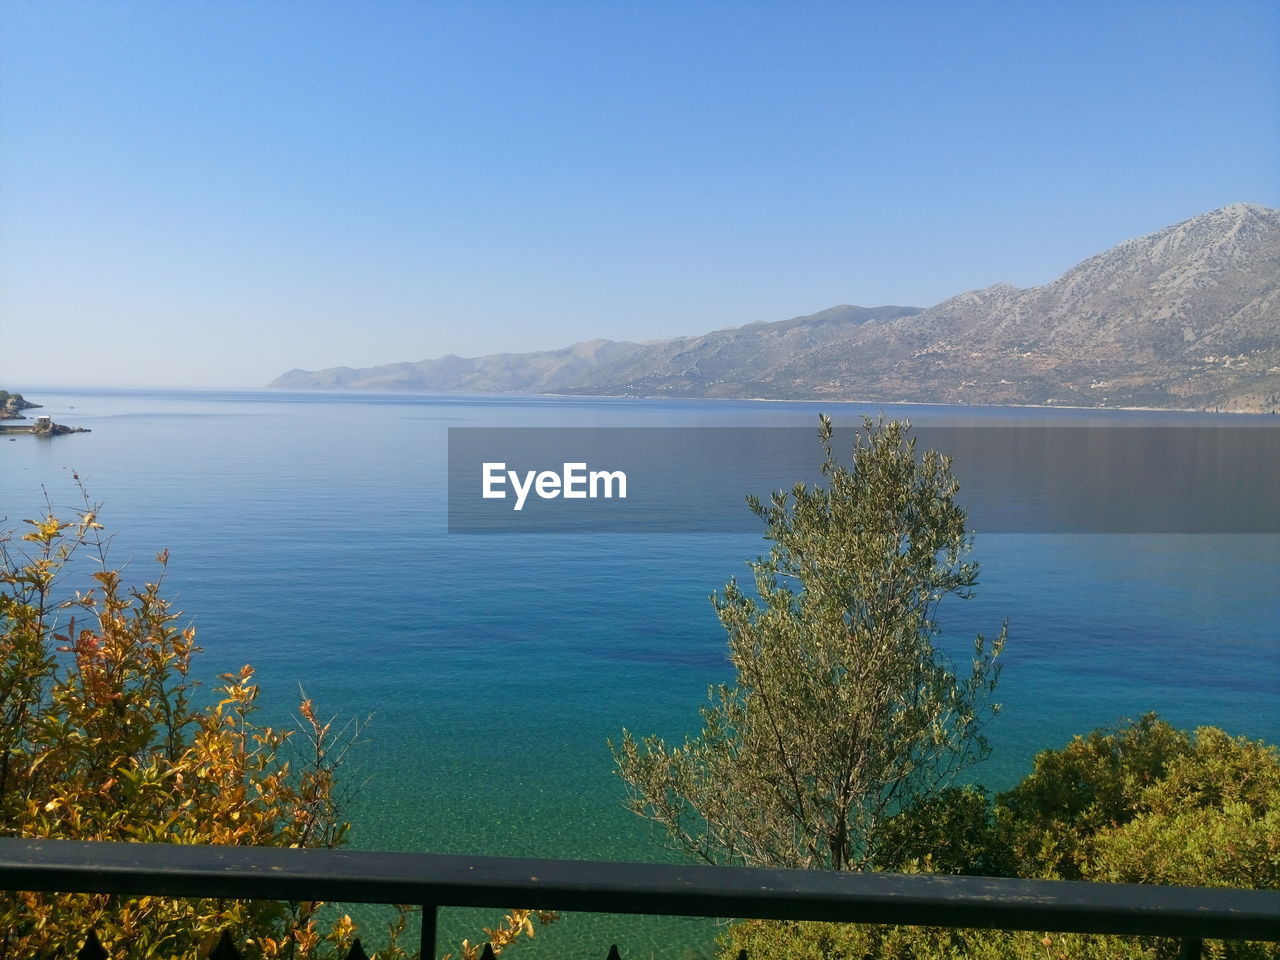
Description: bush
xmin=1082 ymin=725 xmax=1280 ymax=892
xmin=722 ymin=918 xmax=1171 ymax=960
xmin=870 ymin=785 xmax=1011 ymax=877
xmin=723 ymin=716 xmax=1280 ymax=960
xmin=0 ymin=493 xmax=370 ymax=958
xmin=1 ymin=492 xmax=557 ymax=960
xmin=995 ymin=713 xmax=1193 ymax=880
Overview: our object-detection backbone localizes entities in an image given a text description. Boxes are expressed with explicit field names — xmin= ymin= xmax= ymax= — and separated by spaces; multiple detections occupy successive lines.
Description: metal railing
xmin=1 ymin=838 xmax=1278 ymax=958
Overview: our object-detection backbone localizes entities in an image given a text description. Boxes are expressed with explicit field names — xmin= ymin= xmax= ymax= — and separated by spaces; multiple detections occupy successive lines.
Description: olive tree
xmin=611 ymin=416 xmax=1005 ymax=871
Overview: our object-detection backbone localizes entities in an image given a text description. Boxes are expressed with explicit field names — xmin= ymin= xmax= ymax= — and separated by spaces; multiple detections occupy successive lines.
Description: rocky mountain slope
xmin=271 ymin=203 xmax=1280 ymax=412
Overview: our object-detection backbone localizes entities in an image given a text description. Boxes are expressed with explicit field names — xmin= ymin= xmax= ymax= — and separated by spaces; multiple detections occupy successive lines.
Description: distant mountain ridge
xmin=270 ymin=203 xmax=1280 ymax=412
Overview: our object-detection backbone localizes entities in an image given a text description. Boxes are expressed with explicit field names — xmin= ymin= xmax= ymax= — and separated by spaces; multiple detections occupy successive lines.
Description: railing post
xmin=1179 ymin=938 xmax=1203 ymax=960
xmin=420 ymin=904 xmax=438 ymax=960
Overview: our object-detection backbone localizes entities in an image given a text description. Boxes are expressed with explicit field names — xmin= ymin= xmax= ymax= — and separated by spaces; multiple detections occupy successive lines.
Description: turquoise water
xmin=3 ymin=390 xmax=1278 ymax=958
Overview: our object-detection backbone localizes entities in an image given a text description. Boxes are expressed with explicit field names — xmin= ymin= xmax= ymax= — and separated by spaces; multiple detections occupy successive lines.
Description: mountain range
xmin=270 ymin=203 xmax=1280 ymax=413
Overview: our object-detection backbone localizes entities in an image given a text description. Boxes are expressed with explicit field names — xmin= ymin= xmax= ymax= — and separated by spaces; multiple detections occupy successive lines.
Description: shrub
xmin=995 ymin=713 xmax=1193 ymax=880
xmin=723 ymin=716 xmax=1280 ymax=959
xmin=0 ymin=493 xmax=368 ymax=958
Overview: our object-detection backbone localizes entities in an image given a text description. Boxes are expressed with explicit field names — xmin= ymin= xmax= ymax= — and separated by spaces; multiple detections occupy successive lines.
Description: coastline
xmin=496 ymin=390 xmax=1280 ymax=417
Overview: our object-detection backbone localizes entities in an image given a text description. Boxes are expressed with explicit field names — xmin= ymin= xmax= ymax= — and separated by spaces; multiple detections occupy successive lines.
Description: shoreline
xmin=532 ymin=391 xmax=1278 ymax=416
xmin=19 ymin=383 xmax=1280 ymax=418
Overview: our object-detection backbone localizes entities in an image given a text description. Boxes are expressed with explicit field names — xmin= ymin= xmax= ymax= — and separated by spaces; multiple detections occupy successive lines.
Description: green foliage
xmin=722 ymin=917 xmax=1177 ymax=960
xmin=871 ymin=785 xmax=1012 ymax=877
xmin=723 ymin=716 xmax=1280 ymax=960
xmin=612 ymin=417 xmax=1005 ymax=871
xmin=996 ymin=713 xmax=1193 ymax=879
xmin=1081 ymin=725 xmax=1280 ymax=892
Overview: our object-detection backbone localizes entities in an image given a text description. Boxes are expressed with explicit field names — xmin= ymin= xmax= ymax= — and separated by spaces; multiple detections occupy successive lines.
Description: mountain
xmin=269 ymin=304 xmax=921 ymax=396
xmin=270 ymin=337 xmax=644 ymax=394
xmin=270 ymin=204 xmax=1280 ymax=412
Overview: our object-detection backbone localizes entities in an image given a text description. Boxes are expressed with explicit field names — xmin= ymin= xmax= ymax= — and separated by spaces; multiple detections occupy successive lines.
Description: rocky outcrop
xmin=0 ymin=391 xmax=40 ymax=420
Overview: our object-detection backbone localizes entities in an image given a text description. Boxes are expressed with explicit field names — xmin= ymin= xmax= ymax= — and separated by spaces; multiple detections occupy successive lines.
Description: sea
xmin=2 ymin=389 xmax=1278 ymax=959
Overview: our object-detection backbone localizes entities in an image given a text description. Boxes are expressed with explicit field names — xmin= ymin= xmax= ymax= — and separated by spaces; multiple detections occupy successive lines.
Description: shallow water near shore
xmin=4 ymin=388 xmax=1277 ymax=957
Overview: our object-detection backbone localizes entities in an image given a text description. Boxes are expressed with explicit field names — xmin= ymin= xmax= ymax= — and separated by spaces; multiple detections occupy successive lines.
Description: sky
xmin=1 ymin=1 xmax=1278 ymax=389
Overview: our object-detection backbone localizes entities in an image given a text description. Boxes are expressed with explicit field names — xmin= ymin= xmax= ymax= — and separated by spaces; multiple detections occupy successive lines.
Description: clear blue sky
xmin=2 ymin=1 xmax=1277 ymax=388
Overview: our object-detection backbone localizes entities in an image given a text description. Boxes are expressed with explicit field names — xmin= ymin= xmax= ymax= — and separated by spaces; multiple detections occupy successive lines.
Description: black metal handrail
xmin=1 ymin=838 xmax=1278 ymax=958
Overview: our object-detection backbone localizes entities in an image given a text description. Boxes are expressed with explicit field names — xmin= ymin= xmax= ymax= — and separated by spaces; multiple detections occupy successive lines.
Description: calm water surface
xmin=3 ymin=389 xmax=1277 ymax=957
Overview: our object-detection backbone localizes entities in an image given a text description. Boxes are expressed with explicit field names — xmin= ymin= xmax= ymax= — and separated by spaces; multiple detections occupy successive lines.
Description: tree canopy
xmin=612 ymin=416 xmax=1005 ymax=871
